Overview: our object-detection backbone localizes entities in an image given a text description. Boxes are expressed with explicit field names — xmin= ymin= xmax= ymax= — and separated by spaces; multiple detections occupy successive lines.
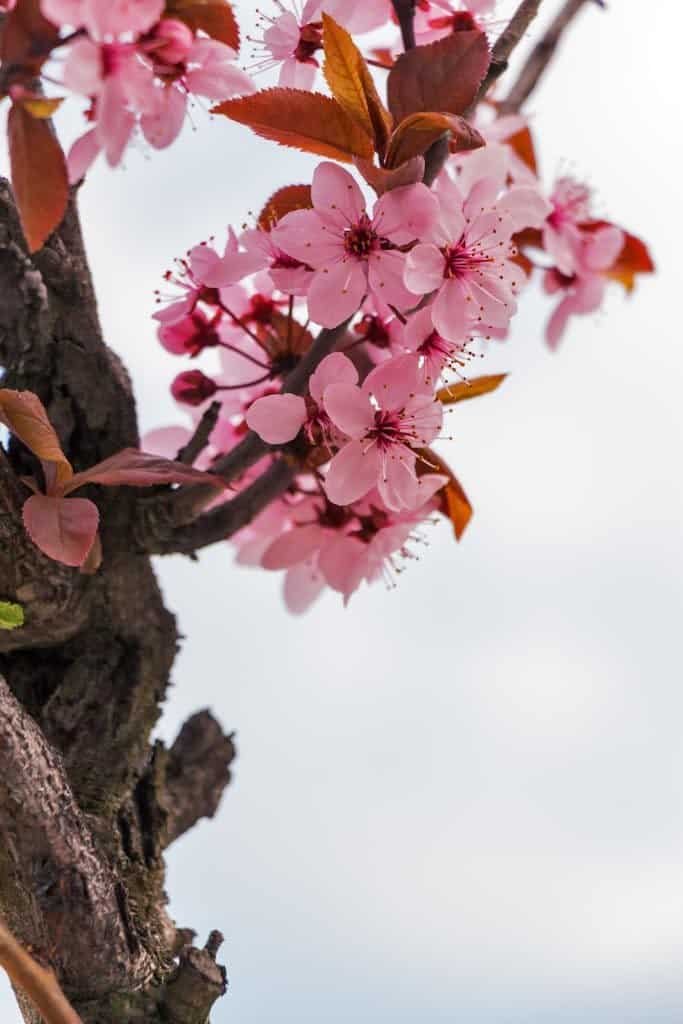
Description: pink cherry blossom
xmin=62 ymin=39 xmax=156 ymax=165
xmin=317 ymin=0 xmax=389 ymax=34
xmin=543 ymin=223 xmax=624 ymax=348
xmin=404 ymin=169 xmax=549 ymax=342
xmin=543 ymin=177 xmax=594 ymax=276
xmin=322 ymin=355 xmax=442 ymax=511
xmin=272 ymin=162 xmax=438 ymax=328
xmin=42 ymin=0 xmax=164 ymax=36
xmin=141 ymin=39 xmax=255 ymax=149
xmin=402 ymin=305 xmax=467 ymax=385
xmin=414 ymin=1 xmax=497 ymax=43
xmin=154 ymin=232 xmax=267 ymax=325
xmin=241 ymin=226 xmax=313 ymax=296
xmin=245 ymin=351 xmax=359 ymax=445
xmin=249 ymin=0 xmax=322 ymax=90
xmin=258 ymin=473 xmax=446 ymax=609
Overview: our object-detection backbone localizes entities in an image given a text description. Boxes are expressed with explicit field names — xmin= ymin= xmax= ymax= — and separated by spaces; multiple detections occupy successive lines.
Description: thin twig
xmin=148 ymin=458 xmax=297 ymax=556
xmin=498 ymin=0 xmax=601 ymax=114
xmin=0 ymin=919 xmax=82 ymax=1024
xmin=468 ymin=0 xmax=546 ymax=111
xmin=177 ymin=401 xmax=221 ymax=466
xmin=390 ymin=0 xmax=417 ymax=50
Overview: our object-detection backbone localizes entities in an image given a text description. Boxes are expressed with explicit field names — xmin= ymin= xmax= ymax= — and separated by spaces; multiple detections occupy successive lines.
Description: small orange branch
xmin=0 ymin=919 xmax=82 ymax=1024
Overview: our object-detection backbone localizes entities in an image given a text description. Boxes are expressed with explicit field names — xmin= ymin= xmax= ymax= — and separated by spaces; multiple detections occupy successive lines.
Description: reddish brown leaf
xmin=506 ymin=124 xmax=538 ymax=175
xmin=511 ymin=226 xmax=542 ymax=277
xmin=213 ymin=89 xmax=374 ymax=163
xmin=8 ymin=103 xmax=68 ymax=253
xmin=437 ymin=374 xmax=507 ymax=406
xmin=0 ymin=0 xmax=59 ymax=79
xmin=370 ymin=48 xmax=394 ymax=69
xmin=165 ymin=0 xmax=239 ymax=50
xmin=0 ymin=388 xmax=72 ymax=491
xmin=385 ymin=111 xmax=483 ymax=169
xmin=19 ymin=95 xmax=64 ymax=118
xmin=257 ymin=184 xmax=313 ymax=230
xmin=63 ymin=448 xmax=224 ymax=494
xmin=354 ymin=155 xmax=424 ymax=195
xmin=322 ymin=13 xmax=392 ymax=158
xmin=419 ymin=447 xmax=473 ymax=540
xmin=22 ymin=493 xmax=99 ymax=566
xmin=582 ymin=221 xmax=655 ymax=293
xmin=387 ymin=30 xmax=490 ymax=123
xmin=264 ymin=311 xmax=314 ymax=361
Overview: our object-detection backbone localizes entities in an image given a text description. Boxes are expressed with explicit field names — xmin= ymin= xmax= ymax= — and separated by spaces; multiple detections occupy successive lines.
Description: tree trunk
xmin=0 ymin=180 xmax=234 ymax=1022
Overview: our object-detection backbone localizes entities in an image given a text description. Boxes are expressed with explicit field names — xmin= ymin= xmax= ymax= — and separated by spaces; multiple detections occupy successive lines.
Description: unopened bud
xmin=171 ymin=370 xmax=217 ymax=406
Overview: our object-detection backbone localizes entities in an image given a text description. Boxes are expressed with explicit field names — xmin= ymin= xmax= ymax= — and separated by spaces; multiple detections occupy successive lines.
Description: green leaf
xmin=0 ymin=601 xmax=24 ymax=630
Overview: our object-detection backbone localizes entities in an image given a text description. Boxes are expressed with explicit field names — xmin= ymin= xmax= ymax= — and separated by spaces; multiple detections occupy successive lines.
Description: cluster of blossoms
xmin=39 ymin=0 xmax=254 ymax=179
xmin=250 ymin=0 xmax=498 ymax=88
xmin=1 ymin=0 xmax=644 ymax=604
xmin=147 ymin=148 xmax=545 ymax=611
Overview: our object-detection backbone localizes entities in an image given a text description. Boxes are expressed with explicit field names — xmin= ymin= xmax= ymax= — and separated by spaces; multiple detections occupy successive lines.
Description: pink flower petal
xmin=262 ymin=523 xmax=326 ymax=569
xmin=367 ymin=248 xmax=416 ymax=311
xmin=66 ymin=128 xmax=101 ymax=184
xmin=306 ymin=260 xmax=367 ymax=328
xmin=432 ymin=277 xmax=468 ymax=342
xmin=318 ymin=534 xmax=366 ymax=600
xmin=63 ymin=37 xmax=102 ymax=95
xmin=312 ymin=161 xmax=365 ymax=227
xmin=363 ymin=354 xmax=424 ymax=409
xmin=583 ymin=225 xmax=624 ymax=272
xmin=378 ymin=449 xmax=420 ymax=511
xmin=245 ymin=393 xmax=307 ymax=444
xmin=323 ymin=383 xmax=373 ymax=438
xmin=496 ymin=186 xmax=552 ymax=231
xmin=97 ymin=77 xmax=135 ymax=166
xmin=324 ymin=439 xmax=381 ymax=505
xmin=273 ymin=209 xmax=345 ymax=268
xmin=85 ymin=0 xmax=164 ymax=38
xmin=186 ymin=39 xmax=255 ymax=99
xmin=141 ymin=84 xmax=186 ymax=149
xmin=373 ymin=183 xmax=438 ymax=245
xmin=404 ymin=243 xmax=444 ymax=295
xmin=309 ymin=352 xmax=358 ymax=404
xmin=283 ymin=560 xmax=326 ymax=614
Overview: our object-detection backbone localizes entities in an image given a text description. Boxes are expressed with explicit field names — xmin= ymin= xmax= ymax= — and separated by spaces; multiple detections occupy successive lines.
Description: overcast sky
xmin=2 ymin=2 xmax=682 ymax=1021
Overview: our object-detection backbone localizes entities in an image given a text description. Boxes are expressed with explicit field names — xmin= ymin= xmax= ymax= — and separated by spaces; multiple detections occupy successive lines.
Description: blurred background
xmin=2 ymin=1 xmax=683 ymax=1020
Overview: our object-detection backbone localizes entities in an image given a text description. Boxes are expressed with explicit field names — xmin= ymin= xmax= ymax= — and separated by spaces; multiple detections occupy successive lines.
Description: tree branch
xmin=177 ymin=401 xmax=220 ymax=466
xmin=391 ymin=0 xmax=416 ymax=50
xmin=145 ymin=456 xmax=296 ymax=556
xmin=498 ymin=0 xmax=601 ymax=114
xmin=160 ymin=933 xmax=226 ymax=1024
xmin=164 ymin=711 xmax=236 ymax=847
xmin=468 ymin=0 xmax=546 ymax=111
xmin=0 ymin=676 xmax=155 ymax=999
xmin=0 ymin=919 xmax=82 ymax=1024
xmin=135 ymin=320 xmax=350 ymax=551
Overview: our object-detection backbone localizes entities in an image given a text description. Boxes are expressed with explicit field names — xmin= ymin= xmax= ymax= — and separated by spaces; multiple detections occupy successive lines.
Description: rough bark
xmin=0 ymin=181 xmax=234 ymax=1022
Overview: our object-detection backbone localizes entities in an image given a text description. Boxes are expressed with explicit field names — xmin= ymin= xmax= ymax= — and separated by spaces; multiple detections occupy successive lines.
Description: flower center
xmin=344 ymin=214 xmax=378 ymax=259
xmin=443 ymin=239 xmax=493 ymax=278
xmin=354 ymin=314 xmax=391 ymax=348
xmin=419 ymin=329 xmax=451 ymax=359
xmin=294 ymin=21 xmax=323 ymax=63
xmin=367 ymin=409 xmax=406 ymax=450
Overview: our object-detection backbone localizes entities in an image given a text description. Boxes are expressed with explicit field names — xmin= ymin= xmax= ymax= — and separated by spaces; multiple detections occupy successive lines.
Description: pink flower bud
xmin=158 ymin=311 xmax=220 ymax=357
xmin=148 ymin=18 xmax=194 ymax=66
xmin=171 ymin=370 xmax=217 ymax=406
